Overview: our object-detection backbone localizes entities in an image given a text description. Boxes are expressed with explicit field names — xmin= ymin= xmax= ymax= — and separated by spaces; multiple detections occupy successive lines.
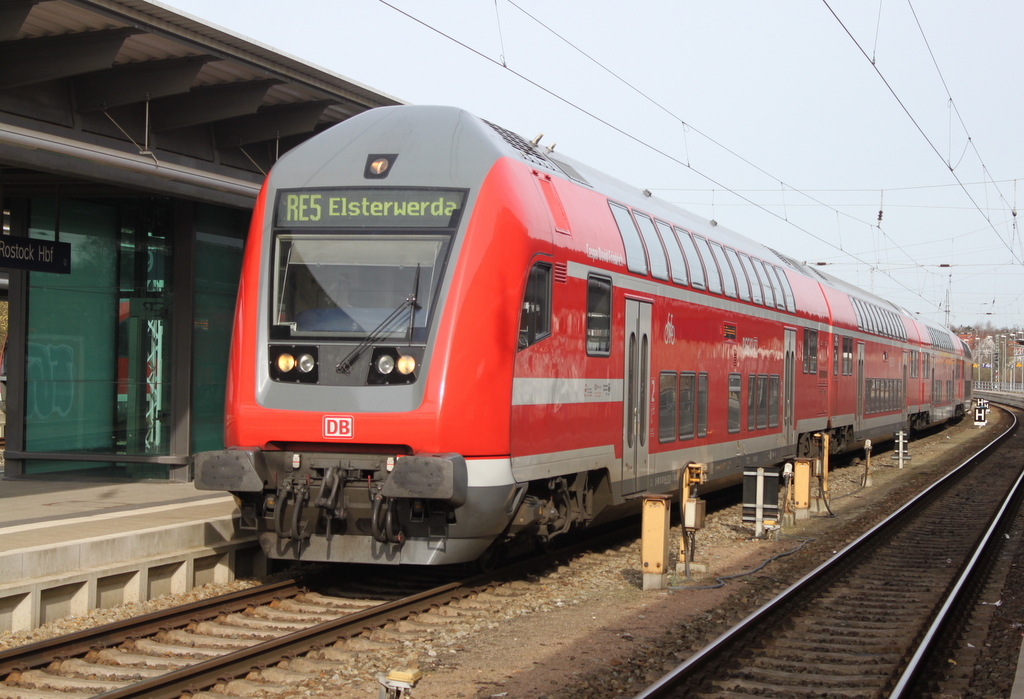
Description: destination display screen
xmin=275 ymin=188 xmax=466 ymax=229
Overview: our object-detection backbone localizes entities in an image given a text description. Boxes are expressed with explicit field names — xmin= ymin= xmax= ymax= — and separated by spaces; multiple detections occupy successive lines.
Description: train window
xmin=609 ymin=202 xmax=649 ymax=276
xmin=675 ymin=228 xmax=706 ymax=290
xmin=659 ymin=372 xmax=678 ymax=443
xmin=710 ymin=242 xmax=737 ymax=298
xmin=518 ymin=262 xmax=551 ymax=350
xmin=738 ymin=253 xmax=764 ymax=304
xmin=697 ymin=372 xmax=708 ymax=438
xmin=747 ymin=374 xmax=757 ymax=430
xmin=868 ymin=305 xmax=881 ymax=335
xmin=752 ymin=258 xmax=777 ymax=307
xmin=833 ymin=334 xmax=840 ymax=376
xmin=843 ymin=337 xmax=853 ymax=375
xmin=586 ymin=275 xmax=612 ymax=356
xmin=764 ymin=264 xmax=786 ymax=310
xmin=727 ymin=373 xmax=741 ymax=433
xmin=633 ymin=212 xmax=670 ymax=281
xmin=725 ymin=248 xmax=751 ymax=302
xmin=679 ymin=372 xmax=696 ymax=440
xmin=270 ymin=233 xmax=451 ymax=342
xmin=773 ymin=265 xmax=796 ymax=312
xmin=656 ymin=220 xmax=688 ymax=286
xmin=756 ymin=374 xmax=768 ymax=429
xmin=693 ymin=236 xmax=723 ymax=294
xmin=803 ymin=328 xmax=818 ymax=373
xmin=768 ymin=375 xmax=780 ymax=427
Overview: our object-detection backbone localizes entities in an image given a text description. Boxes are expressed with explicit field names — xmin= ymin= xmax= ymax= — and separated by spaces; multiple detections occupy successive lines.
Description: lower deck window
xmin=659 ymin=372 xmax=677 ymax=443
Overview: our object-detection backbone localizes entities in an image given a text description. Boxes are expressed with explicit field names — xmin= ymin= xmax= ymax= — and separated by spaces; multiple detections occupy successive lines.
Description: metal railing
xmin=974 ymin=381 xmax=1024 ymax=393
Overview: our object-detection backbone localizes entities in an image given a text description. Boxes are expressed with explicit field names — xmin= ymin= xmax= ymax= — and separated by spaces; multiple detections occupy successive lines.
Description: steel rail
xmin=93 ymin=579 xmax=473 ymax=699
xmin=634 ymin=408 xmax=1018 ymax=699
xmin=0 ymin=576 xmax=307 ymax=676
xmin=890 ymin=412 xmax=1024 ymax=696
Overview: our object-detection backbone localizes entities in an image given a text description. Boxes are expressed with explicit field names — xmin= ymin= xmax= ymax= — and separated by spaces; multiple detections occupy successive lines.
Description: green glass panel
xmin=191 ymin=204 xmax=246 ymax=453
xmin=24 ymin=197 xmax=175 ymax=471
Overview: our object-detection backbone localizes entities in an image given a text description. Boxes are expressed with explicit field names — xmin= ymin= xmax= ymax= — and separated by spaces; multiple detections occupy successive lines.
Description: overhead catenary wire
xmin=821 ymin=0 xmax=1023 ymax=267
xmin=376 ymin=0 xmax=1015 ymax=319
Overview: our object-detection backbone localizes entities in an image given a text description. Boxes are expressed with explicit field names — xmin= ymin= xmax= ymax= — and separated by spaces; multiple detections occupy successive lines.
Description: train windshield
xmin=271 ymin=233 xmax=450 ymax=342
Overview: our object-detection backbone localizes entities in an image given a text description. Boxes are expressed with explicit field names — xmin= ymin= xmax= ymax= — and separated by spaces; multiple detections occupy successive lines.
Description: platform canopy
xmin=0 ymin=0 xmax=405 ymax=208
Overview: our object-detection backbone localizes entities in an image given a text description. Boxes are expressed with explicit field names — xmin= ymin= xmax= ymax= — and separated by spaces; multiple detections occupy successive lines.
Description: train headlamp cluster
xmin=374 ymin=353 xmax=417 ymax=376
xmin=269 ymin=345 xmax=319 ymax=383
xmin=277 ymin=352 xmax=315 ymax=374
xmin=369 ymin=347 xmax=418 ymax=384
xmin=270 ymin=344 xmax=419 ymax=385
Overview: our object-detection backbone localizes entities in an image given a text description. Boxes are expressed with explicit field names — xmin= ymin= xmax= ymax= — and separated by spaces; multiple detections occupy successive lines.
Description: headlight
xmin=376 ymin=354 xmax=396 ymax=375
xmin=397 ymin=355 xmax=417 ymax=375
xmin=298 ymin=354 xmax=316 ymax=373
xmin=277 ymin=353 xmax=296 ymax=372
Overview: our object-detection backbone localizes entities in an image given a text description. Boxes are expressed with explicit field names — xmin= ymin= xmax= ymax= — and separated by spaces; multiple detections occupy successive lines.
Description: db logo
xmin=323 ymin=415 xmax=354 ymax=440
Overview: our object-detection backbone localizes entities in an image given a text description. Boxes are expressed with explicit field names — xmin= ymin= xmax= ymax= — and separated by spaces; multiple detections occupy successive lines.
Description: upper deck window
xmin=609 ymin=202 xmax=648 ymax=275
xmin=675 ymin=228 xmax=705 ymax=290
xmin=692 ymin=236 xmax=722 ymax=294
xmin=656 ymin=220 xmax=688 ymax=286
xmin=633 ymin=212 xmax=669 ymax=281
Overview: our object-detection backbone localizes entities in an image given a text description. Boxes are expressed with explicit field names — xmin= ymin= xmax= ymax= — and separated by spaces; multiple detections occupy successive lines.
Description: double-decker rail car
xmin=194 ymin=105 xmax=970 ymax=565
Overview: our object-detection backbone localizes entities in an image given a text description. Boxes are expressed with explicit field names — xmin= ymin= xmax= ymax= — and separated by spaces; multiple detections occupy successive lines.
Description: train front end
xmin=194 ymin=106 xmax=543 ymax=565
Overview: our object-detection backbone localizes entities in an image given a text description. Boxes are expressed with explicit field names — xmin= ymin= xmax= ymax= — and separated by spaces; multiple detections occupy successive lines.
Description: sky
xmin=159 ymin=0 xmax=1024 ymax=331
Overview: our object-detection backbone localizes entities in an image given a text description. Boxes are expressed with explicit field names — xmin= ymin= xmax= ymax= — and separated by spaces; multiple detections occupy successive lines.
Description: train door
xmin=783 ymin=328 xmax=796 ymax=446
xmin=856 ymin=342 xmax=865 ymax=431
xmin=902 ymin=350 xmax=909 ymax=424
xmin=622 ymin=299 xmax=652 ymax=495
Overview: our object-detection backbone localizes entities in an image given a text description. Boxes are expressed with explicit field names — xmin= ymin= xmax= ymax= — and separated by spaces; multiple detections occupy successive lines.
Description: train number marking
xmin=323 ymin=415 xmax=354 ymax=440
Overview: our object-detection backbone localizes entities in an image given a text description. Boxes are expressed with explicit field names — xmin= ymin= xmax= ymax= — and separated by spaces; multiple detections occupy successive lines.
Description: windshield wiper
xmin=336 ymin=265 xmax=421 ymax=374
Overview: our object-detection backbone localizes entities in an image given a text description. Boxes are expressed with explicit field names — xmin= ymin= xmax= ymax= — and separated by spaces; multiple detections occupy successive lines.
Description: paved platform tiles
xmin=0 ymin=479 xmax=262 ymax=633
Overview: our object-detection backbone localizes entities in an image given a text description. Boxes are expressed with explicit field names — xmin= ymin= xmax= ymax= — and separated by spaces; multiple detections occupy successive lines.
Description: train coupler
xmin=273 ymin=478 xmax=313 ymax=541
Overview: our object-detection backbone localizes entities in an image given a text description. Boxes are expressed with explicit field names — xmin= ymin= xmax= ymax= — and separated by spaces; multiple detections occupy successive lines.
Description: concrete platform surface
xmin=0 ymin=479 xmax=261 ymax=633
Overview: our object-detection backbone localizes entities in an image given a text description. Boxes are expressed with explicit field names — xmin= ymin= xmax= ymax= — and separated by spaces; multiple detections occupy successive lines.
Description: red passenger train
xmin=194 ymin=105 xmax=971 ymax=565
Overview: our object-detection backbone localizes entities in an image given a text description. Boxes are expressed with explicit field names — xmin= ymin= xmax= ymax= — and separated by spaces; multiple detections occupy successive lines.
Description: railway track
xmin=0 ymin=525 xmax=638 ymax=698
xmin=636 ymin=407 xmax=1022 ymax=699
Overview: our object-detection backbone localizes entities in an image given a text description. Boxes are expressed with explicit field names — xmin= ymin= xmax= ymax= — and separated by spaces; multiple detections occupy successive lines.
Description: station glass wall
xmin=19 ymin=195 xmax=246 ymax=479
xmin=192 ymin=204 xmax=246 ymax=454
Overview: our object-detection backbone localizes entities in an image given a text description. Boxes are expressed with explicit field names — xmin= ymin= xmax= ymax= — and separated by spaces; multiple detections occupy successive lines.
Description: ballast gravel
xmin=0 ymin=412 xmax=1017 ymax=699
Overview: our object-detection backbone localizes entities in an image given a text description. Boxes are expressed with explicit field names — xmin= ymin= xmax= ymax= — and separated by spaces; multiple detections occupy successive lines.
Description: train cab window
xmin=756 ymin=374 xmax=768 ymax=429
xmin=633 ymin=212 xmax=669 ymax=281
xmin=679 ymin=372 xmax=696 ymax=440
xmin=752 ymin=258 xmax=776 ymax=307
xmin=725 ymin=248 xmax=751 ymax=301
xmin=518 ymin=262 xmax=551 ymax=350
xmin=727 ymin=373 xmax=741 ymax=433
xmin=692 ymin=236 xmax=723 ymax=294
xmin=739 ymin=253 xmax=764 ymax=305
xmin=774 ymin=265 xmax=797 ymax=312
xmin=609 ymin=202 xmax=649 ymax=276
xmin=710 ymin=242 xmax=737 ymax=298
xmin=747 ymin=375 xmax=757 ymax=430
xmin=697 ymin=372 xmax=709 ymax=438
xmin=675 ymin=228 xmax=706 ymax=290
xmin=656 ymin=220 xmax=688 ymax=286
xmin=659 ymin=372 xmax=678 ymax=443
xmin=769 ymin=375 xmax=780 ymax=427
xmin=833 ymin=334 xmax=840 ymax=376
xmin=586 ymin=275 xmax=612 ymax=356
xmin=843 ymin=336 xmax=853 ymax=375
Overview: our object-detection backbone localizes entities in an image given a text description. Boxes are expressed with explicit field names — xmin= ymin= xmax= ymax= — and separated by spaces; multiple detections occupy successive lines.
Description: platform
xmin=0 ymin=476 xmax=261 ymax=633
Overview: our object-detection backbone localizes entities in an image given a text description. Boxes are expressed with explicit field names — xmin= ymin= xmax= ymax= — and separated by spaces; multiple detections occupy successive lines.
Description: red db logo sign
xmin=323 ymin=415 xmax=354 ymax=440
